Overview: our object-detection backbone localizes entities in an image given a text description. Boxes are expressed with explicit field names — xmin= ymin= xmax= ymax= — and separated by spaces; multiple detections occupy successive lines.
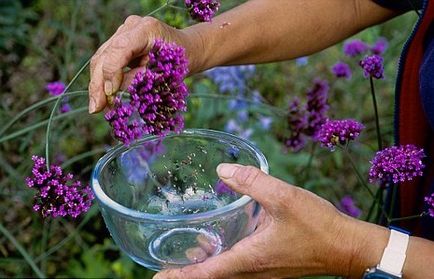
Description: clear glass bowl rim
xmin=91 ymin=128 xmax=269 ymax=222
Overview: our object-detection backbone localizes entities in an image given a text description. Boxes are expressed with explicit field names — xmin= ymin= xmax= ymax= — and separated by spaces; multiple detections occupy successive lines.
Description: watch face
xmin=363 ymin=269 xmax=401 ymax=279
xmin=364 ymin=274 xmax=396 ymax=279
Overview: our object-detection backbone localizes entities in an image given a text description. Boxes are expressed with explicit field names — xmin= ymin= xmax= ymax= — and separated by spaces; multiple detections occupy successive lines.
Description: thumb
xmin=216 ymin=163 xmax=294 ymax=214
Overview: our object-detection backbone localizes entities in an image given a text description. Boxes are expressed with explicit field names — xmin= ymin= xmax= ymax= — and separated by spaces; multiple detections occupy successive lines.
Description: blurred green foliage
xmin=0 ymin=0 xmax=418 ymax=278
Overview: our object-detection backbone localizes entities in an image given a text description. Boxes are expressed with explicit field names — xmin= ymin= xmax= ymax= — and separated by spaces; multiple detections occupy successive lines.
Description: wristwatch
xmin=362 ymin=227 xmax=410 ymax=279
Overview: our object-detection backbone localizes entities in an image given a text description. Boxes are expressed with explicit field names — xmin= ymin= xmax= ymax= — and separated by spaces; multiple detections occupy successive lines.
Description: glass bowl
xmin=91 ymin=129 xmax=268 ymax=271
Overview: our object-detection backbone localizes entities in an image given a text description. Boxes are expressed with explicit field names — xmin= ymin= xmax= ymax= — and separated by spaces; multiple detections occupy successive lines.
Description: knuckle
xmin=142 ymin=16 xmax=159 ymax=27
xmin=124 ymin=15 xmax=142 ymax=26
xmin=234 ymin=166 xmax=261 ymax=188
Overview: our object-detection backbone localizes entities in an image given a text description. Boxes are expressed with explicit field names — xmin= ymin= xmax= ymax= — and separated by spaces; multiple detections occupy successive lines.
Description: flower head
xmin=305 ymin=79 xmax=329 ymax=137
xmin=60 ymin=103 xmax=71 ymax=113
xmin=206 ymin=65 xmax=255 ymax=96
xmin=359 ymin=55 xmax=384 ymax=79
xmin=369 ymin=145 xmax=426 ymax=184
xmin=338 ymin=196 xmax=362 ymax=218
xmin=105 ymin=40 xmax=189 ymax=144
xmin=425 ymin=193 xmax=434 ymax=217
xmin=184 ymin=0 xmax=220 ymax=22
xmin=343 ymin=39 xmax=368 ymax=57
xmin=371 ymin=37 xmax=388 ymax=55
xmin=215 ymin=180 xmax=235 ymax=196
xmin=284 ymin=97 xmax=308 ymax=151
xmin=46 ymin=81 xmax=66 ymax=96
xmin=105 ymin=97 xmax=146 ymax=146
xmin=317 ymin=119 xmax=364 ymax=149
xmin=331 ymin=62 xmax=352 ymax=79
xmin=26 ymin=156 xmax=94 ymax=218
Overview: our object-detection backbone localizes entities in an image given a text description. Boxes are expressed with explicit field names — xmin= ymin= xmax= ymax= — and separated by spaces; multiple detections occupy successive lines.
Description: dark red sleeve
xmin=373 ymin=0 xmax=423 ymax=11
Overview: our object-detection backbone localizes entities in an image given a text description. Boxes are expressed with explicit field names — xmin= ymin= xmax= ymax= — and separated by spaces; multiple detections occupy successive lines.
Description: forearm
xmin=182 ymin=0 xmax=399 ymax=74
xmin=347 ymin=219 xmax=434 ymax=278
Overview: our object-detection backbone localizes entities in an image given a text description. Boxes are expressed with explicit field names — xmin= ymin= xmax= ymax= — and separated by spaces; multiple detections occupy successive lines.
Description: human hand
xmin=154 ymin=163 xmax=388 ymax=279
xmin=88 ymin=16 xmax=203 ymax=113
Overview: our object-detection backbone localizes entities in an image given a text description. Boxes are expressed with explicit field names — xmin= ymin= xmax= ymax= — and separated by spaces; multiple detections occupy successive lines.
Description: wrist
xmin=180 ymin=27 xmax=208 ymax=75
xmin=346 ymin=219 xmax=389 ymax=278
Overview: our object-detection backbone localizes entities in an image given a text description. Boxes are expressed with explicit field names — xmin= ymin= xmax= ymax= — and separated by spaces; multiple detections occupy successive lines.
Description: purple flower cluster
xmin=214 ymin=180 xmax=235 ymax=196
xmin=46 ymin=81 xmax=66 ymax=96
xmin=369 ymin=145 xmax=426 ymax=184
xmin=25 ymin=156 xmax=94 ymax=218
xmin=104 ymin=97 xmax=145 ymax=145
xmin=285 ymin=98 xmax=308 ymax=151
xmin=343 ymin=39 xmax=368 ymax=57
xmin=371 ymin=37 xmax=388 ymax=55
xmin=359 ymin=54 xmax=384 ymax=79
xmin=338 ymin=196 xmax=362 ymax=218
xmin=284 ymin=79 xmax=329 ymax=151
xmin=425 ymin=193 xmax=434 ymax=217
xmin=184 ymin=0 xmax=220 ymax=22
xmin=305 ymin=79 xmax=330 ymax=137
xmin=317 ymin=119 xmax=364 ymax=149
xmin=105 ymin=40 xmax=189 ymax=145
xmin=331 ymin=61 xmax=352 ymax=79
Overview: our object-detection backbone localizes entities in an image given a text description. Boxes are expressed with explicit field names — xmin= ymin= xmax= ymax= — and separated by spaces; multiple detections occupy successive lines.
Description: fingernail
xmin=104 ymin=80 xmax=113 ymax=96
xmin=89 ymin=97 xmax=96 ymax=114
xmin=217 ymin=163 xmax=238 ymax=179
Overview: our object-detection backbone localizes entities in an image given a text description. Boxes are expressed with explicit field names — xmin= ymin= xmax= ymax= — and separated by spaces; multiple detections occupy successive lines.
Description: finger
xmin=216 ymin=164 xmax=296 ymax=216
xmin=185 ymin=247 xmax=208 ymax=263
xmin=196 ymin=234 xmax=220 ymax=256
xmin=101 ymin=17 xmax=156 ymax=95
xmin=89 ymin=26 xmax=125 ymax=113
xmin=154 ymin=249 xmax=245 ymax=279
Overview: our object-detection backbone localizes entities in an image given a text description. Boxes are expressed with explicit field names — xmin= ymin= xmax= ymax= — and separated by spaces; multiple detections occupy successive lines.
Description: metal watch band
xmin=377 ymin=228 xmax=410 ymax=277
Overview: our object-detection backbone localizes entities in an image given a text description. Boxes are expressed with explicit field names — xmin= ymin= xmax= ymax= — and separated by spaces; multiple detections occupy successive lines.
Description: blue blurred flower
xmin=205 ymin=65 xmax=255 ymax=95
xmin=259 ymin=116 xmax=273 ymax=130
xmin=295 ymin=57 xmax=309 ymax=66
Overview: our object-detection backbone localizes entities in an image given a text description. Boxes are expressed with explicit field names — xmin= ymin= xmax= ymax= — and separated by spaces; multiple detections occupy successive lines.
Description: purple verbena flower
xmin=46 ymin=81 xmax=66 ymax=96
xmin=26 ymin=156 xmax=94 ymax=218
xmin=343 ymin=39 xmax=368 ymax=57
xmin=369 ymin=145 xmax=426 ymax=184
xmin=317 ymin=119 xmax=364 ymax=149
xmin=284 ymin=97 xmax=308 ymax=151
xmin=60 ymin=103 xmax=71 ymax=113
xmin=359 ymin=55 xmax=384 ymax=79
xmin=425 ymin=193 xmax=434 ymax=217
xmin=305 ymin=78 xmax=330 ymax=138
xmin=371 ymin=37 xmax=388 ymax=55
xmin=105 ymin=40 xmax=189 ymax=144
xmin=331 ymin=62 xmax=352 ymax=79
xmin=184 ymin=0 xmax=220 ymax=22
xmin=215 ymin=180 xmax=235 ymax=195
xmin=105 ymin=96 xmax=145 ymax=145
xmin=338 ymin=196 xmax=362 ymax=218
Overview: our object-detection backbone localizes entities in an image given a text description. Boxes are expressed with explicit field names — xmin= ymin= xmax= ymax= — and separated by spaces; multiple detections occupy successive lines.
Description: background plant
xmin=0 ymin=0 xmax=422 ymax=278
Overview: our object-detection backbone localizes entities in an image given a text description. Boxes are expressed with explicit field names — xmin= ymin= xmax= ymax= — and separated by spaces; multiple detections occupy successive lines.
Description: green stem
xmin=148 ymin=1 xmax=170 ymax=16
xmin=365 ymin=189 xmax=381 ymax=222
xmin=0 ymin=222 xmax=45 ymax=278
xmin=60 ymin=148 xmax=106 ymax=168
xmin=34 ymin=206 xmax=97 ymax=263
xmin=0 ymin=91 xmax=87 ymax=137
xmin=0 ymin=107 xmax=87 ymax=144
xmin=369 ymin=77 xmax=383 ymax=151
xmin=389 ymin=212 xmax=426 ymax=223
xmin=343 ymin=149 xmax=375 ymax=199
xmin=389 ymin=184 xmax=398 ymax=219
xmin=301 ymin=142 xmax=317 ymax=182
xmin=45 ymin=59 xmax=90 ymax=168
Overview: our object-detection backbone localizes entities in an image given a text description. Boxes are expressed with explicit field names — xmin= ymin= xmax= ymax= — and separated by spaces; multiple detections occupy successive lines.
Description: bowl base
xmin=148 ymin=227 xmax=223 ymax=266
